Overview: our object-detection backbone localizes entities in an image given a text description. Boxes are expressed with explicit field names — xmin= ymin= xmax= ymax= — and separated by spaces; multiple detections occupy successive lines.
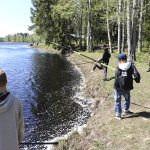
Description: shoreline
xmin=51 ymin=52 xmax=109 ymax=150
xmin=31 ymin=46 xmax=150 ymax=150
xmin=32 ymin=48 xmax=94 ymax=150
xmin=47 ymin=57 xmax=93 ymax=150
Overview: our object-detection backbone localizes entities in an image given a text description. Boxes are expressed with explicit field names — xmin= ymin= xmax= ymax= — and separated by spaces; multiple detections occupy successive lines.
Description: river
xmin=0 ymin=42 xmax=91 ymax=149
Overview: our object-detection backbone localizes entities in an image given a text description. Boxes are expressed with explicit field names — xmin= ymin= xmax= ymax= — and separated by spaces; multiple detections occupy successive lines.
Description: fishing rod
xmin=131 ymin=102 xmax=150 ymax=109
xmin=48 ymin=43 xmax=148 ymax=71
xmin=74 ymin=51 xmax=98 ymax=63
xmin=73 ymin=50 xmax=150 ymax=99
xmin=50 ymin=42 xmax=74 ymax=51
xmin=73 ymin=51 xmax=116 ymax=71
xmin=52 ymin=47 xmax=149 ymax=109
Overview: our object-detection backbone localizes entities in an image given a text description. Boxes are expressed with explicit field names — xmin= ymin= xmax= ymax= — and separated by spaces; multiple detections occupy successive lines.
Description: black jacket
xmin=99 ymin=51 xmax=111 ymax=64
xmin=114 ymin=63 xmax=140 ymax=92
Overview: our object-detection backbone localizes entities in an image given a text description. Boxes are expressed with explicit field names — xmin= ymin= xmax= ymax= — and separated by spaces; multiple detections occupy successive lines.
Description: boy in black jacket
xmin=114 ymin=54 xmax=140 ymax=120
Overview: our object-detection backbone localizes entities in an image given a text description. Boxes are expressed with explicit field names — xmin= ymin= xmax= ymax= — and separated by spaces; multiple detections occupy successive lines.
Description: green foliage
xmin=142 ymin=40 xmax=150 ymax=48
xmin=136 ymin=51 xmax=149 ymax=63
xmin=0 ymin=37 xmax=4 ymax=42
xmin=4 ymin=33 xmax=40 ymax=43
xmin=52 ymin=1 xmax=75 ymax=19
xmin=30 ymin=0 xmax=112 ymax=49
xmin=29 ymin=0 xmax=150 ymax=50
xmin=143 ymin=1 xmax=150 ymax=43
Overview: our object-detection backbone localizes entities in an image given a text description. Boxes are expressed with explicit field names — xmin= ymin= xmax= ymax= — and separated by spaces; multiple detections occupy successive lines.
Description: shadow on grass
xmin=124 ymin=111 xmax=150 ymax=119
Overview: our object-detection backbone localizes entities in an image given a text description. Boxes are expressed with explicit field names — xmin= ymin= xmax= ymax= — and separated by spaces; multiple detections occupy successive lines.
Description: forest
xmin=28 ymin=0 xmax=150 ymax=60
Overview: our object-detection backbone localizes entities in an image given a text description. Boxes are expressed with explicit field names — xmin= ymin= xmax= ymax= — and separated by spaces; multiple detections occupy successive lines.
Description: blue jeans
xmin=114 ymin=89 xmax=130 ymax=116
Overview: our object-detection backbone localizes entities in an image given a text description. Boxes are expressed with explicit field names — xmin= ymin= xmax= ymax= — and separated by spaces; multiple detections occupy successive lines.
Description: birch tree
xmin=118 ymin=0 xmax=122 ymax=53
xmin=87 ymin=0 xmax=92 ymax=51
xmin=121 ymin=0 xmax=126 ymax=52
xmin=106 ymin=0 xmax=112 ymax=53
xmin=138 ymin=0 xmax=144 ymax=52
xmin=127 ymin=0 xmax=132 ymax=56
xmin=131 ymin=0 xmax=138 ymax=60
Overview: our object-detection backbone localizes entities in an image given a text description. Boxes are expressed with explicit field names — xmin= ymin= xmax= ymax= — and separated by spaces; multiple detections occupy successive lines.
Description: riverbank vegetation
xmin=3 ymin=33 xmax=40 ymax=43
xmin=0 ymin=37 xmax=4 ymax=42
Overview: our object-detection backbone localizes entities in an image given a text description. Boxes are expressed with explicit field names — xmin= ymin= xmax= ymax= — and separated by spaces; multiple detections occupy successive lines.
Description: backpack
xmin=116 ymin=66 xmax=133 ymax=91
xmin=115 ymin=64 xmax=140 ymax=91
xmin=132 ymin=64 xmax=141 ymax=83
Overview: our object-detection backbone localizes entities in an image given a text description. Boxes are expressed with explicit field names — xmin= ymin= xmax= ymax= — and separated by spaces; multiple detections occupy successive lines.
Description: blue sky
xmin=0 ymin=0 xmax=33 ymax=37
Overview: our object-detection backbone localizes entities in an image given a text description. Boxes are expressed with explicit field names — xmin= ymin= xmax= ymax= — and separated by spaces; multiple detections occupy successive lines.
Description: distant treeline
xmin=3 ymin=33 xmax=40 ymax=43
xmin=0 ymin=37 xmax=4 ymax=42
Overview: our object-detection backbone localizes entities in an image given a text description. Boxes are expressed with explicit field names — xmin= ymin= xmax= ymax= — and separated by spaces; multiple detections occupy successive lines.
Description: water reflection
xmin=0 ymin=43 xmax=90 ymax=149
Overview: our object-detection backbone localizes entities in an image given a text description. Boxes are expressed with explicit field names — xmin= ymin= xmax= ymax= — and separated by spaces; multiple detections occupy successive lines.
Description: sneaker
xmin=122 ymin=111 xmax=134 ymax=116
xmin=115 ymin=115 xmax=122 ymax=120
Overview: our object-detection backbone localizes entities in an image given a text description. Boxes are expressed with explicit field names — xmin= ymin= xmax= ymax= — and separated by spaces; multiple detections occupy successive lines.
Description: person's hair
xmin=104 ymin=48 xmax=109 ymax=52
xmin=0 ymin=70 xmax=7 ymax=87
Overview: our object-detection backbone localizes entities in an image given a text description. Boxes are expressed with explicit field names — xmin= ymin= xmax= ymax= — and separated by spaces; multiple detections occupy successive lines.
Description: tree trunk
xmin=79 ymin=13 xmax=83 ymax=50
xmin=121 ymin=0 xmax=126 ymax=52
xmin=121 ymin=21 xmax=125 ymax=52
xmin=118 ymin=0 xmax=122 ymax=53
xmin=87 ymin=0 xmax=92 ymax=51
xmin=131 ymin=0 xmax=138 ymax=61
xmin=106 ymin=0 xmax=112 ymax=53
xmin=138 ymin=0 xmax=144 ymax=53
xmin=127 ymin=0 xmax=132 ymax=56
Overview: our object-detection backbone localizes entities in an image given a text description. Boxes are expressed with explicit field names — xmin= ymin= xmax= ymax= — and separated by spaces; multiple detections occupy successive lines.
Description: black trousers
xmin=92 ymin=63 xmax=108 ymax=79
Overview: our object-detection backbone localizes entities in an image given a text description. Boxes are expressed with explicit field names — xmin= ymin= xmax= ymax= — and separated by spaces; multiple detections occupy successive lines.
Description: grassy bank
xmin=55 ymin=50 xmax=150 ymax=150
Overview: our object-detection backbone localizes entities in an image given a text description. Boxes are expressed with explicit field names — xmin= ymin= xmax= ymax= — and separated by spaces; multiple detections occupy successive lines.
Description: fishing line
xmin=75 ymin=61 xmax=95 ymax=65
xmin=20 ymin=142 xmax=58 ymax=145
xmin=45 ymin=45 xmax=149 ymax=100
xmin=73 ymin=51 xmax=150 ymax=102
xmin=41 ymin=44 xmax=149 ymax=109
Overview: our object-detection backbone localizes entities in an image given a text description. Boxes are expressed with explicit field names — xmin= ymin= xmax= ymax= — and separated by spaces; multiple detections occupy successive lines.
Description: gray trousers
xmin=103 ymin=63 xmax=108 ymax=80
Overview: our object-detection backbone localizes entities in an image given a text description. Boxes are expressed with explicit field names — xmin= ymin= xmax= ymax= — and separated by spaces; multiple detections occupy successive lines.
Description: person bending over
xmin=91 ymin=48 xmax=111 ymax=81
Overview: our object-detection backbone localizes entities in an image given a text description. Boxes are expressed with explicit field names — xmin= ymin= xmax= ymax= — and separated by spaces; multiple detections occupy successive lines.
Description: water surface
xmin=0 ymin=42 xmax=90 ymax=149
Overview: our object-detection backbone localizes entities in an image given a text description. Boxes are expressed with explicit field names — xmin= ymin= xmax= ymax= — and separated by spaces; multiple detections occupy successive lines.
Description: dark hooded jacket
xmin=99 ymin=51 xmax=111 ymax=64
xmin=114 ymin=62 xmax=140 ymax=92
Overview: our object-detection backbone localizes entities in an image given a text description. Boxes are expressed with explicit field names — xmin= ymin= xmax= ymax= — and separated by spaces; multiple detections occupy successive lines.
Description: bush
xmin=142 ymin=40 xmax=150 ymax=48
